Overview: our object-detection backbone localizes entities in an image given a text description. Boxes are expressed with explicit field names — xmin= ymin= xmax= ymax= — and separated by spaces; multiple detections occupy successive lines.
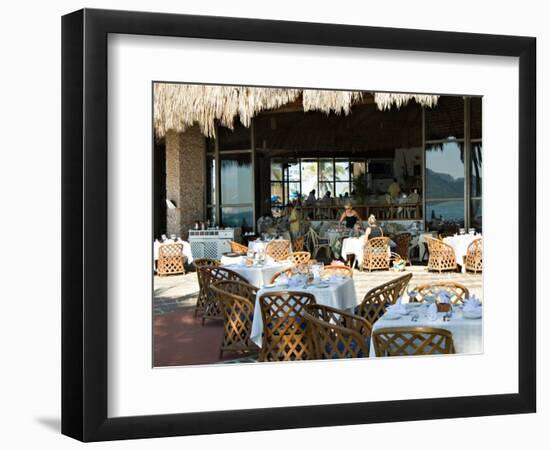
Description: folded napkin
xmin=463 ymin=295 xmax=482 ymax=312
xmin=426 ymin=303 xmax=438 ymax=321
xmin=439 ymin=290 xmax=452 ymax=304
xmin=387 ymin=296 xmax=408 ymax=315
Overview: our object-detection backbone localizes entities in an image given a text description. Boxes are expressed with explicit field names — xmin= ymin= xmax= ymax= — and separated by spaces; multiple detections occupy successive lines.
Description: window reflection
xmin=426 ymin=142 xmax=465 ymax=199
xmin=471 ymin=142 xmax=482 ymax=197
xmin=221 ymin=155 xmax=252 ymax=204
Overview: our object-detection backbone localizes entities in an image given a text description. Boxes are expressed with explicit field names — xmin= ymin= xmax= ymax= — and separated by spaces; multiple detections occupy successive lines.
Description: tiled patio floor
xmin=153 ymin=265 xmax=482 ymax=367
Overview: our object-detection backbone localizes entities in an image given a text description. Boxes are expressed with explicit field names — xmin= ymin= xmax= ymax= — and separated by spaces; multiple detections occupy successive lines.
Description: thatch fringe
xmin=154 ymin=84 xmax=438 ymax=138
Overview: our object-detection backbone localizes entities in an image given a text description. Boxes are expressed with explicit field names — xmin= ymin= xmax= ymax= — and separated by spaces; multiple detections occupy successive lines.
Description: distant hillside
xmin=426 ymin=168 xmax=464 ymax=198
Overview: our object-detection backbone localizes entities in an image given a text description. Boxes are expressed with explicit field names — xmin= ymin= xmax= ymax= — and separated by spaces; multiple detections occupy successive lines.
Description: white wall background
xmin=0 ymin=1 xmax=546 ymax=448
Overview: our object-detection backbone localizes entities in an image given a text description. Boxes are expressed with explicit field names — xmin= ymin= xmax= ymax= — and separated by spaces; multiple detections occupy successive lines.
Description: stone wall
xmin=165 ymin=126 xmax=206 ymax=239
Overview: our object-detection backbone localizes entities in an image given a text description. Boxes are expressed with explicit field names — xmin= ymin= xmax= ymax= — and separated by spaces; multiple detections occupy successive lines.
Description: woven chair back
xmin=287 ymin=251 xmax=311 ymax=265
xmin=200 ymin=266 xmax=249 ymax=323
xmin=265 ymin=240 xmax=291 ymax=261
xmin=362 ymin=237 xmax=391 ymax=271
xmin=193 ymin=258 xmax=221 ymax=316
xmin=304 ymin=304 xmax=371 ymax=359
xmin=425 ymin=236 xmax=457 ymax=273
xmin=465 ymin=238 xmax=483 ymax=273
xmin=157 ymin=243 xmax=185 ymax=276
xmin=357 ymin=273 xmax=412 ymax=327
xmin=394 ymin=233 xmax=412 ymax=260
xmin=412 ymin=281 xmax=470 ymax=305
xmin=320 ymin=265 xmax=353 ymax=279
xmin=373 ymin=327 xmax=455 ymax=356
xmin=258 ymin=291 xmax=316 ymax=361
xmin=229 ymin=240 xmax=248 ymax=254
xmin=211 ymin=280 xmax=258 ymax=356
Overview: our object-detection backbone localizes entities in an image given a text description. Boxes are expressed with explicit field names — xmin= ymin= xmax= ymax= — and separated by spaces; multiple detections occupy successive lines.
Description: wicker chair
xmin=304 ymin=304 xmax=371 ymax=359
xmin=193 ymin=258 xmax=221 ymax=317
xmin=292 ymin=235 xmax=306 ymax=252
xmin=265 ymin=240 xmax=291 ymax=261
xmin=465 ymin=238 xmax=483 ymax=273
xmin=157 ymin=243 xmax=186 ymax=276
xmin=200 ymin=266 xmax=249 ymax=325
xmin=393 ymin=232 xmax=412 ymax=263
xmin=269 ymin=268 xmax=294 ymax=284
xmin=229 ymin=240 xmax=248 ymax=254
xmin=210 ymin=280 xmax=259 ymax=358
xmin=258 ymin=291 xmax=316 ymax=362
xmin=287 ymin=251 xmax=311 ymax=265
xmin=425 ymin=236 xmax=458 ymax=273
xmin=356 ymin=273 xmax=413 ymax=328
xmin=411 ymin=281 xmax=470 ymax=305
xmin=372 ymin=327 xmax=455 ymax=356
xmin=305 ymin=227 xmax=331 ymax=259
xmin=320 ymin=264 xmax=353 ymax=279
xmin=362 ymin=237 xmax=391 ymax=271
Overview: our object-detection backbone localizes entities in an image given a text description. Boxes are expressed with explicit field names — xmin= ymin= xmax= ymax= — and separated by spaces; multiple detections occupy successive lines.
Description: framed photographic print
xmin=61 ymin=8 xmax=536 ymax=442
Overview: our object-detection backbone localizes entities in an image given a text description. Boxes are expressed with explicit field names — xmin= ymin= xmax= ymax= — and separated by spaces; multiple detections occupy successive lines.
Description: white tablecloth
xmin=370 ymin=303 xmax=483 ymax=357
xmin=443 ymin=234 xmax=482 ymax=272
xmin=221 ymin=261 xmax=293 ymax=288
xmin=250 ymin=278 xmax=358 ymax=347
xmin=153 ymin=239 xmax=193 ymax=264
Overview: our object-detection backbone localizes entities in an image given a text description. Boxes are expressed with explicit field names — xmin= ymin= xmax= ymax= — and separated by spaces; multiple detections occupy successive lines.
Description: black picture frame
xmin=62 ymin=8 xmax=536 ymax=442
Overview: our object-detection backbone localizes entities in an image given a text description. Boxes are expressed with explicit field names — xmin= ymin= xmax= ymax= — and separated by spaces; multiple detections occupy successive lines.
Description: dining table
xmin=220 ymin=259 xmax=294 ymax=288
xmin=370 ymin=301 xmax=483 ymax=357
xmin=250 ymin=276 xmax=358 ymax=347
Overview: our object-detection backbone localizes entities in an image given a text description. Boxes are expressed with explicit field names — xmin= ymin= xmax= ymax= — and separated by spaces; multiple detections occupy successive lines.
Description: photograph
xmin=152 ymin=83 xmax=483 ymax=366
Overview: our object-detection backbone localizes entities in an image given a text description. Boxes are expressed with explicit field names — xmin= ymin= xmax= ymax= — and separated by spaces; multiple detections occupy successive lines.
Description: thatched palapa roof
xmin=153 ymin=84 xmax=439 ymax=138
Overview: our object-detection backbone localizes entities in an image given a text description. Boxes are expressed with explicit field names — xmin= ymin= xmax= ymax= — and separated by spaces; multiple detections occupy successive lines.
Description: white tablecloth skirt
xmin=341 ymin=237 xmax=364 ymax=262
xmin=443 ymin=234 xmax=482 ymax=272
xmin=250 ymin=278 xmax=358 ymax=347
xmin=221 ymin=261 xmax=293 ymax=288
xmin=370 ymin=304 xmax=483 ymax=357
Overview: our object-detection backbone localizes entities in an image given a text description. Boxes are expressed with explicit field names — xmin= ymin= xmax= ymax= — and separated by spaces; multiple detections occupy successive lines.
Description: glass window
xmin=425 ymin=142 xmax=465 ymax=199
xmin=470 ymin=199 xmax=482 ymax=233
xmin=334 ymin=160 xmax=350 ymax=181
xmin=270 ymin=182 xmax=283 ymax=205
xmin=335 ymin=182 xmax=350 ymax=198
xmin=426 ymin=200 xmax=464 ymax=230
xmin=318 ymin=181 xmax=334 ymax=198
xmin=286 ymin=161 xmax=300 ymax=181
xmin=218 ymin=121 xmax=251 ymax=151
xmin=221 ymin=154 xmax=252 ymax=204
xmin=319 ymin=159 xmax=333 ymax=181
xmin=221 ymin=206 xmax=253 ymax=232
xmin=301 ymin=160 xmax=318 ymax=197
xmin=285 ymin=182 xmax=301 ymax=203
xmin=425 ymin=96 xmax=465 ymax=141
xmin=470 ymin=142 xmax=482 ymax=197
xmin=270 ymin=162 xmax=283 ymax=181
xmin=206 ymin=156 xmax=216 ymax=205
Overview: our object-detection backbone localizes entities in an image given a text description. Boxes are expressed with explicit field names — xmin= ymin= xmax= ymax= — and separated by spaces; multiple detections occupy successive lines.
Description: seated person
xmin=387 ymin=178 xmax=401 ymax=198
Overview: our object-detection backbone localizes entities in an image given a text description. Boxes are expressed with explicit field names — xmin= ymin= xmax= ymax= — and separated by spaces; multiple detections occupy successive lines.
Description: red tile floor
xmin=153 ymin=306 xmax=255 ymax=366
